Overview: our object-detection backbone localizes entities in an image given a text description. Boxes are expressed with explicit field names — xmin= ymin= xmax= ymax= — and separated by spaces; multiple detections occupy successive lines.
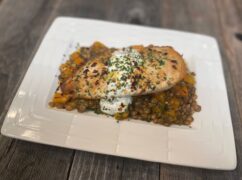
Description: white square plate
xmin=1 ymin=17 xmax=237 ymax=170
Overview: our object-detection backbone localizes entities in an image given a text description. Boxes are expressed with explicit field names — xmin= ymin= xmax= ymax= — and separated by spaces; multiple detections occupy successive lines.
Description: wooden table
xmin=0 ymin=0 xmax=241 ymax=179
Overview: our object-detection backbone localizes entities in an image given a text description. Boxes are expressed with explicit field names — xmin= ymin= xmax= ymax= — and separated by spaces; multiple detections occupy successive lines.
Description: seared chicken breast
xmin=61 ymin=43 xmax=186 ymax=99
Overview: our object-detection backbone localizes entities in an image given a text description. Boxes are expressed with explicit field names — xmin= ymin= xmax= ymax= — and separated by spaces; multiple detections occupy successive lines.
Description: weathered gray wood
xmin=0 ymin=0 xmax=61 ymax=125
xmin=108 ymin=1 xmax=162 ymax=180
xmin=0 ymin=0 xmax=242 ymax=179
xmin=0 ymin=0 xmax=127 ymax=179
xmin=0 ymin=136 xmax=15 ymax=175
xmin=1 ymin=141 xmax=74 ymax=180
xmin=108 ymin=1 xmax=162 ymax=179
xmin=68 ymin=152 xmax=123 ymax=180
xmin=0 ymin=0 xmax=75 ymax=179
xmin=158 ymin=0 xmax=242 ymax=179
xmin=54 ymin=0 xmax=161 ymax=179
xmin=214 ymin=1 xmax=242 ymax=179
xmin=108 ymin=0 xmax=161 ymax=27
xmin=56 ymin=0 xmax=109 ymax=19
xmin=54 ymin=0 xmax=131 ymax=180
xmin=121 ymin=159 xmax=159 ymax=180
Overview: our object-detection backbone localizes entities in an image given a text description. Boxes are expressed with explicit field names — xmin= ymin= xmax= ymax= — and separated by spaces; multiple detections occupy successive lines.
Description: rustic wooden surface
xmin=0 ymin=0 xmax=241 ymax=179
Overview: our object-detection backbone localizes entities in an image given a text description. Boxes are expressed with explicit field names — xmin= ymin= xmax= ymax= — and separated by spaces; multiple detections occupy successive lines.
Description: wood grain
xmin=120 ymin=159 xmax=159 ymax=180
xmin=0 ymin=0 xmax=241 ymax=179
xmin=159 ymin=0 xmax=242 ymax=179
xmin=108 ymin=0 xmax=161 ymax=27
xmin=108 ymin=1 xmax=162 ymax=179
xmin=0 ymin=0 xmax=74 ymax=179
xmin=158 ymin=0 xmax=242 ymax=179
xmin=1 ymin=141 xmax=73 ymax=180
xmin=68 ymin=152 xmax=123 ymax=180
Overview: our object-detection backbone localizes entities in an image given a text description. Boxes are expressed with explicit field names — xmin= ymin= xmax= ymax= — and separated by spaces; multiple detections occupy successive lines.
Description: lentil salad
xmin=49 ymin=42 xmax=201 ymax=126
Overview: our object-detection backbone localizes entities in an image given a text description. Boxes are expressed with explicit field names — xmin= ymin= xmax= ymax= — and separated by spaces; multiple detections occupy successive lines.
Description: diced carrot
xmin=70 ymin=52 xmax=79 ymax=59
xmin=153 ymin=92 xmax=165 ymax=102
xmin=114 ymin=112 xmax=129 ymax=120
xmin=174 ymin=85 xmax=188 ymax=97
xmin=53 ymin=93 xmax=70 ymax=104
xmin=131 ymin=45 xmax=145 ymax=52
xmin=70 ymin=52 xmax=84 ymax=65
xmin=73 ymin=57 xmax=84 ymax=65
xmin=166 ymin=110 xmax=176 ymax=117
xmin=54 ymin=93 xmax=62 ymax=98
xmin=170 ymin=98 xmax=180 ymax=108
xmin=91 ymin=41 xmax=108 ymax=53
xmin=59 ymin=64 xmax=73 ymax=77
xmin=184 ymin=74 xmax=196 ymax=85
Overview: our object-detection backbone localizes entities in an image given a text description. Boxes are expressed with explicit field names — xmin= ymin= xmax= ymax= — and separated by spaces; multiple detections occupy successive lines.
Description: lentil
xmin=49 ymin=42 xmax=201 ymax=126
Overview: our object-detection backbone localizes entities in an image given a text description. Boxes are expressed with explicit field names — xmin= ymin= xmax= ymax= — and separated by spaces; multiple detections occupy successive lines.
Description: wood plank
xmin=121 ymin=159 xmax=159 ymax=180
xmin=107 ymin=0 xmax=162 ymax=179
xmin=214 ymin=0 xmax=242 ymax=179
xmin=52 ymin=0 xmax=128 ymax=180
xmin=54 ymin=0 xmax=161 ymax=179
xmin=0 ymin=136 xmax=15 ymax=175
xmin=0 ymin=0 xmax=75 ymax=179
xmin=36 ymin=0 xmax=161 ymax=179
xmin=0 ymin=0 xmax=241 ymax=179
xmin=0 ymin=0 xmax=127 ymax=179
xmin=68 ymin=152 xmax=123 ymax=180
xmin=1 ymin=141 xmax=74 ymax=180
xmin=160 ymin=0 xmax=220 ymax=35
xmin=0 ymin=0 xmax=62 ymax=125
xmin=56 ymin=0 xmax=110 ymax=19
xmin=159 ymin=0 xmax=242 ymax=179
xmin=108 ymin=0 xmax=161 ymax=27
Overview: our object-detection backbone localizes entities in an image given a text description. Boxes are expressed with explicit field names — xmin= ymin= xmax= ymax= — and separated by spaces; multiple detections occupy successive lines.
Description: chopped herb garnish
xmin=159 ymin=59 xmax=165 ymax=66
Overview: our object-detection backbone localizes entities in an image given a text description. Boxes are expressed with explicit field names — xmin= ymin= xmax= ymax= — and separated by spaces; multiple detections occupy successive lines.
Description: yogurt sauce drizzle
xmin=100 ymin=48 xmax=144 ymax=115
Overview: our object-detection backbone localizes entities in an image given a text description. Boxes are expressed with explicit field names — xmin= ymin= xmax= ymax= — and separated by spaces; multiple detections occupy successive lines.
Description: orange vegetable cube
xmin=131 ymin=45 xmax=145 ymax=52
xmin=184 ymin=74 xmax=195 ymax=84
xmin=70 ymin=52 xmax=84 ymax=65
xmin=170 ymin=98 xmax=180 ymax=108
xmin=174 ymin=85 xmax=188 ymax=97
xmin=53 ymin=93 xmax=70 ymax=104
xmin=166 ymin=110 xmax=176 ymax=117
xmin=90 ymin=41 xmax=108 ymax=53
xmin=153 ymin=92 xmax=165 ymax=102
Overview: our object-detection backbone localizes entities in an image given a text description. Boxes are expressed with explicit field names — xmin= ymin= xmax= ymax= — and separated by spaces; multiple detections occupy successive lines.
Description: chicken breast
xmin=61 ymin=44 xmax=187 ymax=99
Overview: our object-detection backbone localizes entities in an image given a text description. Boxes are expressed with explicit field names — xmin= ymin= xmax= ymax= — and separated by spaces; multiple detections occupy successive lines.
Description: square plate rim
xmin=0 ymin=16 xmax=237 ymax=170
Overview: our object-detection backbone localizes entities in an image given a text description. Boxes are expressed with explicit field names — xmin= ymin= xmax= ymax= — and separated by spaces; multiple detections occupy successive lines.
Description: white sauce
xmin=100 ymin=97 xmax=132 ymax=115
xmin=100 ymin=48 xmax=143 ymax=115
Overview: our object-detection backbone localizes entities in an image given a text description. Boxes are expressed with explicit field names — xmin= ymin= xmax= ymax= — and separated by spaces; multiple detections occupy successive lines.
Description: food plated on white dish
xmin=49 ymin=41 xmax=201 ymax=126
xmin=1 ymin=17 xmax=236 ymax=170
